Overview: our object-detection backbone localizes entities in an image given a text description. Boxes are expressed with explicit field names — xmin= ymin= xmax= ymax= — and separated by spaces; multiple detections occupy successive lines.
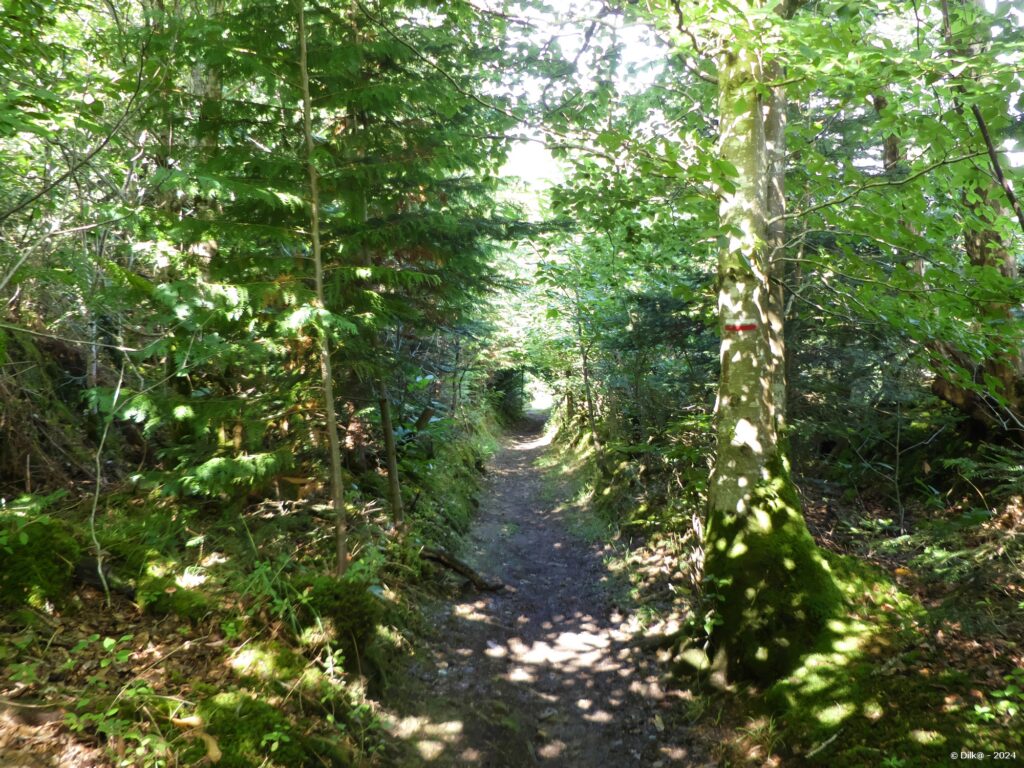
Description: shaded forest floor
xmin=383 ymin=413 xmax=708 ymax=766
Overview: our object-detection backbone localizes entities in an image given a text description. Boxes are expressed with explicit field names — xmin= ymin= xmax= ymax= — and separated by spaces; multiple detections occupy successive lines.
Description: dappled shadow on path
xmin=385 ymin=414 xmax=703 ymax=766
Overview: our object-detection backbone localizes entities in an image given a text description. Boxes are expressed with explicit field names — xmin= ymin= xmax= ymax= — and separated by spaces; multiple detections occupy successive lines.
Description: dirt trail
xmin=387 ymin=415 xmax=702 ymax=766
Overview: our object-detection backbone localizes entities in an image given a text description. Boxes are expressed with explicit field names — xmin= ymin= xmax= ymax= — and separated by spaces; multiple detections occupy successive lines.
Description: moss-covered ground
xmin=0 ymin=406 xmax=502 ymax=767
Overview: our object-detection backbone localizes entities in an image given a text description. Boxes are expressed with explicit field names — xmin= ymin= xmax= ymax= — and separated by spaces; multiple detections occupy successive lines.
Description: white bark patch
xmin=731 ymin=418 xmax=763 ymax=453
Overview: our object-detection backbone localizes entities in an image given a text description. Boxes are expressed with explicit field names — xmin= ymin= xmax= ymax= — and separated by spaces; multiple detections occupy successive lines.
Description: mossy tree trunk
xmin=701 ymin=0 xmax=841 ymax=683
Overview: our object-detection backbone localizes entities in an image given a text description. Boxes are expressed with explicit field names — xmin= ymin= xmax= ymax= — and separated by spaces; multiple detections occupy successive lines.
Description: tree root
xmin=420 ymin=546 xmax=504 ymax=591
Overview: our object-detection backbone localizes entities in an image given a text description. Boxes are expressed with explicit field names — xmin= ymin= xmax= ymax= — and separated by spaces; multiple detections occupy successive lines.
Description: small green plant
xmin=100 ymin=634 xmax=134 ymax=668
xmin=739 ymin=715 xmax=785 ymax=756
xmin=238 ymin=557 xmax=302 ymax=630
xmin=987 ymin=669 xmax=1024 ymax=721
xmin=260 ymin=728 xmax=292 ymax=754
xmin=67 ymin=681 xmax=170 ymax=768
xmin=9 ymin=660 xmax=42 ymax=685
xmin=220 ymin=618 xmax=242 ymax=640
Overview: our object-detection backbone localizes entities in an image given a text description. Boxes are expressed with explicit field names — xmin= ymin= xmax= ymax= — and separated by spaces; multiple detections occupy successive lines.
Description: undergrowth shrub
xmin=403 ymin=409 xmax=496 ymax=552
xmin=944 ymin=444 xmax=1024 ymax=501
xmin=95 ymin=499 xmax=199 ymax=573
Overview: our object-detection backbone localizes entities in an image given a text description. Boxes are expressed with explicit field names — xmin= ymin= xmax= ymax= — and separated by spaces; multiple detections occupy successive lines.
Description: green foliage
xmin=943 ymin=445 xmax=1024 ymax=501
xmin=401 ymin=408 xmax=496 ymax=552
xmin=93 ymin=502 xmax=198 ymax=574
xmin=169 ymin=451 xmax=292 ymax=498
xmin=489 ymin=367 xmax=526 ymax=423
xmin=980 ymin=668 xmax=1024 ymax=724
xmin=67 ymin=681 xmax=174 ymax=768
xmin=2 ymin=0 xmax=1023 ymax=764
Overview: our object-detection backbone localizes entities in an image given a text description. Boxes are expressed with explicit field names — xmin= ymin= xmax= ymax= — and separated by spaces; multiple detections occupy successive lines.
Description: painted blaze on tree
xmin=700 ymin=2 xmax=842 ymax=683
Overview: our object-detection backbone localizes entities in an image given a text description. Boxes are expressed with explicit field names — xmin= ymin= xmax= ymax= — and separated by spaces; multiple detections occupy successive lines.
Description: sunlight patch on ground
xmin=537 ymin=739 xmax=567 ymax=758
xmin=388 ymin=715 xmax=465 ymax=761
xmin=512 ymin=429 xmax=554 ymax=452
xmin=453 ymin=601 xmax=491 ymax=622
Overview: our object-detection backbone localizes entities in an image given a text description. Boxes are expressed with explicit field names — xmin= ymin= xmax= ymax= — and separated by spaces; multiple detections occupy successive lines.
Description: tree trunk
xmin=298 ymin=0 xmax=347 ymax=576
xmin=699 ymin=2 xmax=841 ymax=683
xmin=764 ymin=58 xmax=788 ymax=432
xmin=378 ymin=394 xmax=404 ymax=526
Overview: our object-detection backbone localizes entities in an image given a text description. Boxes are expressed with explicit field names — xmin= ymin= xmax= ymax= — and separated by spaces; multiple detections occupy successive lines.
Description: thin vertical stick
xmin=298 ymin=0 xmax=347 ymax=575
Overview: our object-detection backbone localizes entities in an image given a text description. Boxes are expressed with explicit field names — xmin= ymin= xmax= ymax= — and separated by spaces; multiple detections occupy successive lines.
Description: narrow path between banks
xmin=387 ymin=415 xmax=704 ymax=766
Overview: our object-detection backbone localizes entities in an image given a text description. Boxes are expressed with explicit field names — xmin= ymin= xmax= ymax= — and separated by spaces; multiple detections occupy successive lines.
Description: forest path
xmin=386 ymin=414 xmax=701 ymax=766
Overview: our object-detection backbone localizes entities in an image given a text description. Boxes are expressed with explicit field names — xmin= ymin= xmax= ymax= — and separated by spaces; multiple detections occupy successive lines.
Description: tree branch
xmin=775 ymin=151 xmax=987 ymax=223
xmin=969 ymin=103 xmax=1024 ymax=236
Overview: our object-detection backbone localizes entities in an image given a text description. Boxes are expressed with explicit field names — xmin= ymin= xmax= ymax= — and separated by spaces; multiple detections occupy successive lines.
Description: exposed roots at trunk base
xmin=681 ymin=458 xmax=844 ymax=685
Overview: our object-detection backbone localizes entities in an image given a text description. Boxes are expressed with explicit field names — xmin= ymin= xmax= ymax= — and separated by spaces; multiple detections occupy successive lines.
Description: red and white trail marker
xmin=723 ymin=320 xmax=758 ymax=333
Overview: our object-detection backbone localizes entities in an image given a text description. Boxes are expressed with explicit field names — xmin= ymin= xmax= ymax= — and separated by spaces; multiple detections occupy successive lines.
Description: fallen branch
xmin=806 ymin=728 xmax=842 ymax=758
xmin=420 ymin=546 xmax=504 ymax=592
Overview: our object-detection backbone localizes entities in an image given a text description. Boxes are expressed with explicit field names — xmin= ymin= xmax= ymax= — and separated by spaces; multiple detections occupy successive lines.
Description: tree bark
xmin=379 ymin=393 xmax=404 ymax=526
xmin=298 ymin=0 xmax=347 ymax=576
xmin=420 ymin=547 xmax=503 ymax=591
xmin=699 ymin=1 xmax=841 ymax=683
xmin=764 ymin=58 xmax=788 ymax=432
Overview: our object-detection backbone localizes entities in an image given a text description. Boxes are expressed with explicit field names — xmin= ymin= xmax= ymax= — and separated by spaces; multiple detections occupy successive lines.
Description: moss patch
xmin=702 ymin=456 xmax=844 ymax=682
xmin=198 ymin=692 xmax=310 ymax=768
xmin=296 ymin=574 xmax=382 ymax=655
xmin=229 ymin=640 xmax=306 ymax=682
xmin=136 ymin=574 xmax=212 ymax=621
xmin=761 ymin=554 xmax=1024 ymax=765
xmin=0 ymin=512 xmax=79 ymax=609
